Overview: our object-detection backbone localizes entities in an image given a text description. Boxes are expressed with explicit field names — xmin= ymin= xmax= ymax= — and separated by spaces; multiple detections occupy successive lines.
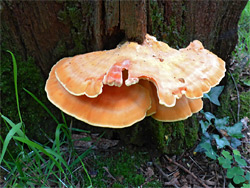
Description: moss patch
xmin=149 ymin=0 xmax=187 ymax=48
xmin=218 ymin=71 xmax=250 ymax=122
xmin=160 ymin=116 xmax=199 ymax=154
xmin=114 ymin=117 xmax=199 ymax=155
xmin=55 ymin=2 xmax=94 ymax=58
xmin=85 ymin=150 xmax=162 ymax=187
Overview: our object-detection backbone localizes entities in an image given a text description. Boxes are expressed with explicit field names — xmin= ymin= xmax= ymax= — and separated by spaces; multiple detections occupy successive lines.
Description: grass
xmin=0 ymin=51 xmax=93 ymax=187
xmin=0 ymin=51 xmax=161 ymax=187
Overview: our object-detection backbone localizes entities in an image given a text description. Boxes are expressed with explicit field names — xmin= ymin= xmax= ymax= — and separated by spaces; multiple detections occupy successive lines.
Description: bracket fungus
xmin=45 ymin=34 xmax=226 ymax=128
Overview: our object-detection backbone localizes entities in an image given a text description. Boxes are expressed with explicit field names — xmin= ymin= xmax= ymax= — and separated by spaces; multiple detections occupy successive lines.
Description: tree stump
xmin=1 ymin=0 xmax=247 ymax=154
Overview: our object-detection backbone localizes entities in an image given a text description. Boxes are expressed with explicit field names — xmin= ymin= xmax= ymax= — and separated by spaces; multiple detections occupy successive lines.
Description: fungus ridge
xmin=46 ymin=58 xmax=152 ymax=128
xmin=54 ymin=34 xmax=225 ymax=107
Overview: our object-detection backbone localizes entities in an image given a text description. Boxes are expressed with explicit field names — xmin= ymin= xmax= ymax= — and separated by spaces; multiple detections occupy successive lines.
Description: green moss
xmin=149 ymin=0 xmax=187 ymax=48
xmin=218 ymin=71 xmax=250 ymax=122
xmin=240 ymin=91 xmax=250 ymax=118
xmin=86 ymin=151 xmax=161 ymax=187
xmin=184 ymin=116 xmax=199 ymax=147
xmin=150 ymin=120 xmax=166 ymax=150
xmin=145 ymin=116 xmax=198 ymax=154
xmin=55 ymin=2 xmax=94 ymax=57
xmin=115 ymin=116 xmax=199 ymax=154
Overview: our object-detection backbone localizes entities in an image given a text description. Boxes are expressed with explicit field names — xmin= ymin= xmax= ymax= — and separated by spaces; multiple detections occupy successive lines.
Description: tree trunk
xmin=1 ymin=0 xmax=247 ymax=154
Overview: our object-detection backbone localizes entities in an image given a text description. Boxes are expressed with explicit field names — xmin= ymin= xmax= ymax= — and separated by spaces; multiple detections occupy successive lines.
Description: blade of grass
xmin=61 ymin=112 xmax=67 ymax=127
xmin=13 ymin=137 xmax=64 ymax=171
xmin=53 ymin=123 xmax=70 ymax=151
xmin=13 ymin=136 xmax=73 ymax=179
xmin=1 ymin=159 xmax=12 ymax=173
xmin=55 ymin=124 xmax=65 ymax=154
xmin=0 ymin=134 xmax=15 ymax=162
xmin=77 ymin=154 xmax=92 ymax=187
xmin=70 ymin=131 xmax=105 ymax=168
xmin=1 ymin=115 xmax=25 ymax=138
xmin=0 ymin=122 xmax=22 ymax=165
xmin=23 ymin=88 xmax=59 ymax=124
xmin=70 ymin=128 xmax=90 ymax=133
xmin=15 ymin=160 xmax=26 ymax=179
xmin=4 ymin=167 xmax=18 ymax=184
xmin=44 ymin=160 xmax=69 ymax=188
xmin=6 ymin=50 xmax=22 ymax=123
xmin=1 ymin=114 xmax=46 ymax=164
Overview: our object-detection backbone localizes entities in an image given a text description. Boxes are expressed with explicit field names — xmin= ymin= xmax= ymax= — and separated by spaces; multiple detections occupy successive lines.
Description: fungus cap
xmin=45 ymin=58 xmax=151 ymax=128
xmin=139 ymin=80 xmax=203 ymax=122
xmin=152 ymin=96 xmax=203 ymax=122
xmin=55 ymin=34 xmax=226 ymax=107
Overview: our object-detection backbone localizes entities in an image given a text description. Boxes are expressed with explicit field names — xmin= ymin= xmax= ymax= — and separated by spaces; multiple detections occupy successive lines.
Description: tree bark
xmin=1 ymin=0 xmax=247 ymax=154
xmin=2 ymin=1 xmax=246 ymax=76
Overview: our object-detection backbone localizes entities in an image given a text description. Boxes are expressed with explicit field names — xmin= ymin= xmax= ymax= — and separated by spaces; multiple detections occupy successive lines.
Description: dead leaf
xmin=241 ymin=117 xmax=249 ymax=128
xmin=72 ymin=133 xmax=119 ymax=150
xmin=164 ymin=177 xmax=180 ymax=186
xmin=145 ymin=167 xmax=154 ymax=178
xmin=173 ymin=171 xmax=180 ymax=178
xmin=166 ymin=164 xmax=178 ymax=172
xmin=205 ymin=179 xmax=216 ymax=186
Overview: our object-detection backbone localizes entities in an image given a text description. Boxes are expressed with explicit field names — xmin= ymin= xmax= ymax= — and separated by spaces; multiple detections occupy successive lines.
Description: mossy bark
xmin=217 ymin=71 xmax=250 ymax=123
xmin=1 ymin=0 xmax=247 ymax=154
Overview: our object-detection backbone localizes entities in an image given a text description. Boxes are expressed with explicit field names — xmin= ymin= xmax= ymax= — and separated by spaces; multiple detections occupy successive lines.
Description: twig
xmin=139 ymin=177 xmax=155 ymax=188
xmin=229 ymin=108 xmax=237 ymax=123
xmin=189 ymin=156 xmax=204 ymax=172
xmin=153 ymin=162 xmax=170 ymax=180
xmin=103 ymin=167 xmax=117 ymax=181
xmin=164 ymin=155 xmax=211 ymax=188
xmin=221 ymin=169 xmax=226 ymax=188
xmin=228 ymin=69 xmax=240 ymax=122
xmin=0 ymin=165 xmax=10 ymax=173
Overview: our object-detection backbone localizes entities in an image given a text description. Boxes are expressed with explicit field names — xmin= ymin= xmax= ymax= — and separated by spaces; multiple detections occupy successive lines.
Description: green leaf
xmin=226 ymin=122 xmax=244 ymax=138
xmin=200 ymin=120 xmax=210 ymax=134
xmin=203 ymin=112 xmax=216 ymax=122
xmin=242 ymin=78 xmax=250 ymax=86
xmin=234 ymin=155 xmax=247 ymax=167
xmin=203 ymin=86 xmax=224 ymax=106
xmin=218 ymin=156 xmax=231 ymax=168
xmin=213 ymin=135 xmax=230 ymax=148
xmin=194 ymin=136 xmax=211 ymax=153
xmin=245 ymin=171 xmax=250 ymax=181
xmin=200 ymin=142 xmax=217 ymax=160
xmin=214 ymin=117 xmax=229 ymax=130
xmin=233 ymin=175 xmax=245 ymax=184
xmin=227 ymin=167 xmax=244 ymax=179
xmin=233 ymin=149 xmax=241 ymax=156
xmin=228 ymin=183 xmax=235 ymax=188
xmin=231 ymin=138 xmax=242 ymax=149
xmin=241 ymin=184 xmax=250 ymax=188
xmin=222 ymin=150 xmax=233 ymax=160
